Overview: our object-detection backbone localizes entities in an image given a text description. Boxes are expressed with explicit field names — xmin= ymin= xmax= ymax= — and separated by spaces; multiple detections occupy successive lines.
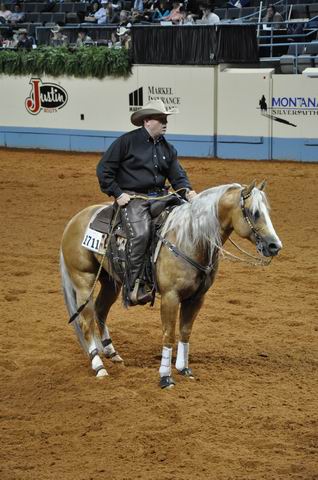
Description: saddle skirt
xmin=81 ymin=204 xmax=126 ymax=256
xmin=81 ymin=201 xmax=178 ymax=302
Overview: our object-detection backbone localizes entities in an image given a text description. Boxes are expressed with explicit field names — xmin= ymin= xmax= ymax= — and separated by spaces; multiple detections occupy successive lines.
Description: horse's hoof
xmin=178 ymin=367 xmax=194 ymax=379
xmin=110 ymin=353 xmax=124 ymax=363
xmin=96 ymin=368 xmax=108 ymax=378
xmin=105 ymin=351 xmax=124 ymax=363
xmin=160 ymin=376 xmax=176 ymax=389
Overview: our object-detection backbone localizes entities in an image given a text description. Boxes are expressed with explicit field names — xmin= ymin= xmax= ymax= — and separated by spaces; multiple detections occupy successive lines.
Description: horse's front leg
xmin=159 ymin=291 xmax=180 ymax=389
xmin=177 ymin=296 xmax=205 ymax=379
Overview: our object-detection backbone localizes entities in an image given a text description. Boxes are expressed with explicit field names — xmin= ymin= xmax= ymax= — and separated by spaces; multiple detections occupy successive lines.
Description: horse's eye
xmin=253 ymin=210 xmax=260 ymax=221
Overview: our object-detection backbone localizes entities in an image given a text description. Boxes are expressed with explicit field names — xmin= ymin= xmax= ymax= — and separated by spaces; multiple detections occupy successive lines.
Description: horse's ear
xmin=242 ymin=180 xmax=256 ymax=198
xmin=257 ymin=179 xmax=267 ymax=191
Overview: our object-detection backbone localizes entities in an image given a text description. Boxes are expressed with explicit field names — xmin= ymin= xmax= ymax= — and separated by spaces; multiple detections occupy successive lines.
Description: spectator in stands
xmin=110 ymin=26 xmax=131 ymax=49
xmin=178 ymin=6 xmax=195 ymax=24
xmin=0 ymin=3 xmax=12 ymax=24
xmin=262 ymin=4 xmax=284 ymax=29
xmin=7 ymin=3 xmax=25 ymax=26
xmin=16 ymin=28 xmax=34 ymax=50
xmin=84 ymin=2 xmax=107 ymax=25
xmin=103 ymin=1 xmax=117 ymax=23
xmin=152 ymin=1 xmax=171 ymax=22
xmin=41 ymin=0 xmax=58 ymax=13
xmin=164 ymin=1 xmax=183 ymax=23
xmin=2 ymin=28 xmax=17 ymax=48
xmin=49 ymin=25 xmax=68 ymax=47
xmin=133 ymin=0 xmax=144 ymax=13
xmin=287 ymin=20 xmax=304 ymax=42
xmin=111 ymin=9 xmax=132 ymax=25
xmin=199 ymin=3 xmax=220 ymax=24
xmin=130 ymin=8 xmax=152 ymax=23
xmin=76 ymin=28 xmax=93 ymax=47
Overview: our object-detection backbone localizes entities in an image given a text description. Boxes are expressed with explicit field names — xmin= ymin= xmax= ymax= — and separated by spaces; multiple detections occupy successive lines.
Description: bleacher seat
xmin=291 ymin=4 xmax=310 ymax=19
xmin=309 ymin=2 xmax=318 ymax=17
xmin=227 ymin=8 xmax=241 ymax=20
xmin=240 ymin=7 xmax=258 ymax=20
xmin=304 ymin=40 xmax=318 ymax=54
xmin=60 ymin=3 xmax=75 ymax=14
xmin=280 ymin=55 xmax=296 ymax=73
xmin=25 ymin=12 xmax=41 ymax=23
xmin=215 ymin=8 xmax=226 ymax=20
xmin=297 ymin=54 xmax=314 ymax=71
xmin=279 ymin=43 xmax=305 ymax=74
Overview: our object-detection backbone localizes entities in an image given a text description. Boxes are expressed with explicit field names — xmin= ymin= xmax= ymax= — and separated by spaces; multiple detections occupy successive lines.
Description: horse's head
xmin=231 ymin=181 xmax=282 ymax=257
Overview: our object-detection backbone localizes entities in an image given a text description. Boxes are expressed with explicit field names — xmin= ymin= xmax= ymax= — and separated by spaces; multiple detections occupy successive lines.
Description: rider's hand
xmin=116 ymin=193 xmax=131 ymax=206
xmin=186 ymin=190 xmax=197 ymax=202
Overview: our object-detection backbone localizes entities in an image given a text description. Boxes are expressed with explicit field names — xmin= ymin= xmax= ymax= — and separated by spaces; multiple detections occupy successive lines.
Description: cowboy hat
xmin=14 ymin=28 xmax=28 ymax=34
xmin=51 ymin=25 xmax=62 ymax=34
xmin=116 ymin=26 xmax=130 ymax=36
xmin=131 ymin=99 xmax=178 ymax=126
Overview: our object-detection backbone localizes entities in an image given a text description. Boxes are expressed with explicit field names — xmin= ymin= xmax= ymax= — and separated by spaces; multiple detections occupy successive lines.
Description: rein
xmin=156 ymin=234 xmax=215 ymax=274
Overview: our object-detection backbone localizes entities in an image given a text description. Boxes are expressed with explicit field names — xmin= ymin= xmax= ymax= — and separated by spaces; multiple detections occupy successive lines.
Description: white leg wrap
xmin=103 ymin=343 xmax=116 ymax=357
xmin=175 ymin=341 xmax=189 ymax=371
xmin=92 ymin=354 xmax=104 ymax=371
xmin=88 ymin=342 xmax=106 ymax=375
xmin=159 ymin=346 xmax=173 ymax=378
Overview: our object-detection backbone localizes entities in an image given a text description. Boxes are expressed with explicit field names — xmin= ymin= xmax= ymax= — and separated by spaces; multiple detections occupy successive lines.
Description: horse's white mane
xmin=164 ymin=183 xmax=269 ymax=252
xmin=164 ymin=184 xmax=240 ymax=251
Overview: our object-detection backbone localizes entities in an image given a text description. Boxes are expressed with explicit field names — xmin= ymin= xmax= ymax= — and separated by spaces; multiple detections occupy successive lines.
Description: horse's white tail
xmin=59 ymin=250 xmax=89 ymax=354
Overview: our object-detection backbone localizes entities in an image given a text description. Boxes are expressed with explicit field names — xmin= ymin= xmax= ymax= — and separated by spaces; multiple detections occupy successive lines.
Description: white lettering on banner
xmin=82 ymin=227 xmax=107 ymax=254
xmin=41 ymin=88 xmax=65 ymax=103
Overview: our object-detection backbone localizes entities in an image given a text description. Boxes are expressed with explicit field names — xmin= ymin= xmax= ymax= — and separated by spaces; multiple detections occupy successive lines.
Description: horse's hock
xmin=1 ymin=149 xmax=317 ymax=480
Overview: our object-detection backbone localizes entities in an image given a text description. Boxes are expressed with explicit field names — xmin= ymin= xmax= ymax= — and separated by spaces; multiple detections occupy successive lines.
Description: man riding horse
xmin=96 ymin=100 xmax=197 ymax=306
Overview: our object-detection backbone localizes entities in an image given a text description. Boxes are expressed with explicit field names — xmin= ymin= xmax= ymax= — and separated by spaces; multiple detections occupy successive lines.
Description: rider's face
xmin=144 ymin=115 xmax=168 ymax=138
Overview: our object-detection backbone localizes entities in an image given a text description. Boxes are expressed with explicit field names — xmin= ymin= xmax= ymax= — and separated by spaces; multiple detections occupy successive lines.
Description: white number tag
xmin=81 ymin=227 xmax=107 ymax=254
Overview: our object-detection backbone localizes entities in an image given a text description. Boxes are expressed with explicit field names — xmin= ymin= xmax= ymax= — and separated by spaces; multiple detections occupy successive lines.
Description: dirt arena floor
xmin=0 ymin=148 xmax=317 ymax=480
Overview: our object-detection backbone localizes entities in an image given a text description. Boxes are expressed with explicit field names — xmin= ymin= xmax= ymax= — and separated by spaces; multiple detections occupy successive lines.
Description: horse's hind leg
xmin=177 ymin=296 xmax=204 ymax=378
xmin=73 ymin=275 xmax=109 ymax=378
xmin=95 ymin=272 xmax=123 ymax=363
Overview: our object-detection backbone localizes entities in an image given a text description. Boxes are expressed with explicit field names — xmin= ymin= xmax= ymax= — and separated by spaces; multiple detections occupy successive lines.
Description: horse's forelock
xmin=250 ymin=188 xmax=270 ymax=214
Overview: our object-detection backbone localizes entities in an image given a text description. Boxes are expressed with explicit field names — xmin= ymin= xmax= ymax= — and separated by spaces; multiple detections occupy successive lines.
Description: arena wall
xmin=0 ymin=65 xmax=317 ymax=161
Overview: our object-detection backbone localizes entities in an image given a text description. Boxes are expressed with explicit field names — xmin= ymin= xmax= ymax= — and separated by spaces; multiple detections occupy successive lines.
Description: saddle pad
xmin=81 ymin=206 xmax=109 ymax=255
xmin=82 ymin=226 xmax=108 ymax=255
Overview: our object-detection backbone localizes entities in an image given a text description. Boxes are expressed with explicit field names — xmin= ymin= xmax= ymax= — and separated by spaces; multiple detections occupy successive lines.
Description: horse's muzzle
xmin=257 ymin=238 xmax=282 ymax=257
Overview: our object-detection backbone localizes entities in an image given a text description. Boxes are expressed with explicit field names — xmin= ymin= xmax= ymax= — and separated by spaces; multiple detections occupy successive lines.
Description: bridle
xmin=159 ymin=187 xmax=272 ymax=273
xmin=240 ymin=188 xmax=264 ymax=247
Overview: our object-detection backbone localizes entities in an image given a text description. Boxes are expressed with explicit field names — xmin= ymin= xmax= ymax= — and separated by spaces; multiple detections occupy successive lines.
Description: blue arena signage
xmin=272 ymin=97 xmax=318 ymax=109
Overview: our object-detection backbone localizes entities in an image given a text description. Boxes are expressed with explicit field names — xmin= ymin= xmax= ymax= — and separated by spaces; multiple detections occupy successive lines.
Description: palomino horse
xmin=60 ymin=181 xmax=282 ymax=388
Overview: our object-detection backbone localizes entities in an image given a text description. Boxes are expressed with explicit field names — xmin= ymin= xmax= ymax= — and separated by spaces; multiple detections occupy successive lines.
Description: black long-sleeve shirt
xmin=96 ymin=127 xmax=192 ymax=198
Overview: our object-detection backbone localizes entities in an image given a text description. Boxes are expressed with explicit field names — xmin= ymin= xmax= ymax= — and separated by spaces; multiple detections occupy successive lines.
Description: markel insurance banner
xmin=0 ymin=66 xmax=216 ymax=156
